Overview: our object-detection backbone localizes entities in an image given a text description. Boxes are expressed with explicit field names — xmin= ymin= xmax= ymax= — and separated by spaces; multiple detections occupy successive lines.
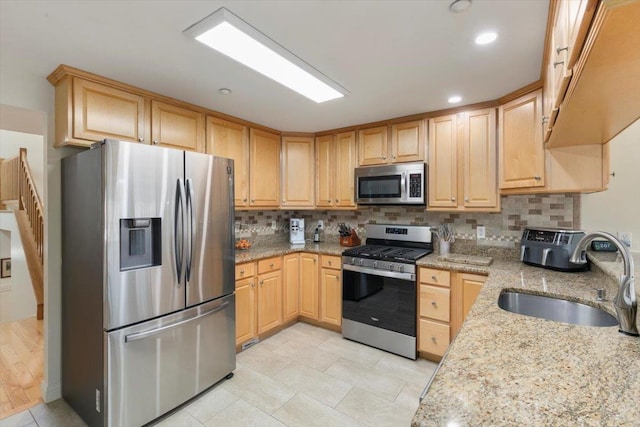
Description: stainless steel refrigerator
xmin=61 ymin=139 xmax=236 ymax=427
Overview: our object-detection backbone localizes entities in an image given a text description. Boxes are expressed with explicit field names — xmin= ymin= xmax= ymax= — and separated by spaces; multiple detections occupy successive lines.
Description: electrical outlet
xmin=476 ymin=226 xmax=486 ymax=240
xmin=317 ymin=220 xmax=324 ymax=230
xmin=618 ymin=231 xmax=632 ymax=247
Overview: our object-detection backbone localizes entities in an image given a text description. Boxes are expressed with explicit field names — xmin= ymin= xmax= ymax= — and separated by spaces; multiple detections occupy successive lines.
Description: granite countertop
xmin=235 ymin=240 xmax=345 ymax=263
xmin=412 ymin=251 xmax=640 ymax=426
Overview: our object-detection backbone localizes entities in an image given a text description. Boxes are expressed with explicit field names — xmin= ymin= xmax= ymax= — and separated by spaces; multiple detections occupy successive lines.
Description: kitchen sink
xmin=498 ymin=290 xmax=618 ymax=327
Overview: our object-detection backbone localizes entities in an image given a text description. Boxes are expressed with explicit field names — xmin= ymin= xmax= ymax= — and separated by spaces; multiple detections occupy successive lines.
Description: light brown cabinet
xmin=206 ymin=117 xmax=250 ymax=208
xmin=358 ymin=121 xmax=425 ymax=166
xmin=249 ymin=129 xmax=281 ymax=207
xmin=150 ymin=100 xmax=205 ymax=152
xmin=282 ymin=253 xmax=300 ymax=323
xmin=257 ymin=257 xmax=282 ymax=334
xmin=299 ymin=253 xmax=319 ymax=320
xmin=450 ymin=272 xmax=486 ymax=338
xmin=320 ymin=255 xmax=342 ymax=327
xmin=428 ymin=109 xmax=498 ymax=211
xmin=281 ymin=136 xmax=315 ymax=209
xmin=418 ymin=267 xmax=451 ymax=359
xmin=235 ymin=262 xmax=256 ymax=346
xmin=315 ymin=131 xmax=357 ymax=209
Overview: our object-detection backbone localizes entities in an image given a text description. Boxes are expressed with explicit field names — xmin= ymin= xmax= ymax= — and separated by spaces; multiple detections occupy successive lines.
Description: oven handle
xmin=343 ymin=263 xmax=415 ymax=281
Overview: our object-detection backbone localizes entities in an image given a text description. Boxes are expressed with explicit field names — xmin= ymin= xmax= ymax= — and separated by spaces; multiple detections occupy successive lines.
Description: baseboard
xmin=41 ymin=380 xmax=62 ymax=403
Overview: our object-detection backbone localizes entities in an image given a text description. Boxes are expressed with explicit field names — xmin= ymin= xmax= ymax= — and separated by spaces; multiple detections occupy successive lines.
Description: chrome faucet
xmin=570 ymin=231 xmax=638 ymax=336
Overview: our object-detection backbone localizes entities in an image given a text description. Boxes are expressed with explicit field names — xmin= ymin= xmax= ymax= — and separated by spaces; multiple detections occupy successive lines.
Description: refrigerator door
xmin=185 ymin=153 xmax=235 ymax=307
xmin=104 ymin=140 xmax=186 ymax=330
xmin=106 ymin=295 xmax=235 ymax=427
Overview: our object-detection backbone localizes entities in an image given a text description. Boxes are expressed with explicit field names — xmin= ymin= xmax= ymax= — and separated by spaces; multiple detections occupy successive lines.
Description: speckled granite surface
xmin=235 ymin=240 xmax=345 ymax=263
xmin=412 ymin=253 xmax=640 ymax=427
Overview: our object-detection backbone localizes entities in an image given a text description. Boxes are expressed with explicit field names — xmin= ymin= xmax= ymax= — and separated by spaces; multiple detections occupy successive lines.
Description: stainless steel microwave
xmin=355 ymin=162 xmax=426 ymax=205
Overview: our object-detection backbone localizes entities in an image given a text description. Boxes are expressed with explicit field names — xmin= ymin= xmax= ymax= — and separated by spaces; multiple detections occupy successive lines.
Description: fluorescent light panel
xmin=184 ymin=8 xmax=345 ymax=103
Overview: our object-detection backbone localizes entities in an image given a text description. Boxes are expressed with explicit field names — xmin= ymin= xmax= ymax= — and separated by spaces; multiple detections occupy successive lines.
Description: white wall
xmin=582 ymin=119 xmax=640 ymax=253
xmin=0 ymin=212 xmax=37 ymax=322
xmin=0 ymin=66 xmax=82 ymax=403
xmin=0 ymin=129 xmax=45 ymax=200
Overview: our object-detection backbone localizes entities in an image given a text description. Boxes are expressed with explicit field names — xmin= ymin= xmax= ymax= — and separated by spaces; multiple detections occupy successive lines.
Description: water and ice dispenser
xmin=120 ymin=218 xmax=162 ymax=271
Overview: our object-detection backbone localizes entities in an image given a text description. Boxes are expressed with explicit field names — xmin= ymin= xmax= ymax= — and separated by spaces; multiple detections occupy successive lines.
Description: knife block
xmin=340 ymin=230 xmax=361 ymax=247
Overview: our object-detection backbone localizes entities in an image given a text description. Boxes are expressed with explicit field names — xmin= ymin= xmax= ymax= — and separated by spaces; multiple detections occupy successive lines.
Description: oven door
xmin=342 ymin=264 xmax=416 ymax=337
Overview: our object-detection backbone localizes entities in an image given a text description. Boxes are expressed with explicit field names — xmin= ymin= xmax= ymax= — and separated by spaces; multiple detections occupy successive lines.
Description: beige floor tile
xmin=289 ymin=322 xmax=340 ymax=341
xmin=184 ymin=386 xmax=239 ymax=424
xmin=273 ymin=393 xmax=363 ymax=427
xmin=0 ymin=410 xmax=35 ymax=427
xmin=319 ymin=336 xmax=386 ymax=367
xmin=236 ymin=343 xmax=294 ymax=377
xmin=271 ymin=338 xmax=341 ymax=372
xmin=153 ymin=409 xmax=203 ymax=427
xmin=205 ymin=400 xmax=285 ymax=427
xmin=221 ymin=366 xmax=295 ymax=414
xmin=336 ymin=387 xmax=417 ymax=427
xmin=373 ymin=353 xmax=438 ymax=386
xmin=264 ymin=324 xmax=332 ymax=348
xmin=28 ymin=399 xmax=87 ymax=427
xmin=325 ymin=357 xmax=406 ymax=402
xmin=272 ymin=363 xmax=353 ymax=408
xmin=394 ymin=381 xmax=425 ymax=412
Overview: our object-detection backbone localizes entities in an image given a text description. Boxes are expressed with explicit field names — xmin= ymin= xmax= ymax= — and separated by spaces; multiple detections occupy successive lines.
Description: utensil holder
xmin=340 ymin=230 xmax=361 ymax=247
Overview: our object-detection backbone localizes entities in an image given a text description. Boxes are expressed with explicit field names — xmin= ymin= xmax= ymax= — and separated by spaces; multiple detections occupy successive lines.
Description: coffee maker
xmin=290 ymin=218 xmax=305 ymax=245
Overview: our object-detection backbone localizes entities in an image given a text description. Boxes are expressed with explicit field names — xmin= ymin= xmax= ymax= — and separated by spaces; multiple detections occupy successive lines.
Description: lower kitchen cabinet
xmin=417 ymin=267 xmax=451 ymax=359
xmin=257 ymin=257 xmax=282 ymax=334
xmin=235 ymin=275 xmax=256 ymax=346
xmin=299 ymin=253 xmax=319 ymax=320
xmin=451 ymin=272 xmax=487 ymax=338
xmin=282 ymin=253 xmax=300 ymax=323
xmin=320 ymin=255 xmax=342 ymax=327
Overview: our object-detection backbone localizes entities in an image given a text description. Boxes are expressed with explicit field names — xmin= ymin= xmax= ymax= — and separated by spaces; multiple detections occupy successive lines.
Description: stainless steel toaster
xmin=520 ymin=228 xmax=589 ymax=272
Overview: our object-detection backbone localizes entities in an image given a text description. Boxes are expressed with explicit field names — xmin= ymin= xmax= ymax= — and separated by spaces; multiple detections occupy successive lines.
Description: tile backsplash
xmin=235 ymin=193 xmax=580 ymax=247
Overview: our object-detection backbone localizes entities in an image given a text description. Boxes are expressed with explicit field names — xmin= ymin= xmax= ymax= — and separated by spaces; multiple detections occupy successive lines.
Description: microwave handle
xmin=401 ymin=172 xmax=407 ymax=200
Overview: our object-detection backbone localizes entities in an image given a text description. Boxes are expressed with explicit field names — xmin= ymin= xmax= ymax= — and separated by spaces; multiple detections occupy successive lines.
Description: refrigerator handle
xmin=124 ymin=301 xmax=230 ymax=342
xmin=185 ymin=178 xmax=195 ymax=283
xmin=175 ymin=178 xmax=186 ymax=284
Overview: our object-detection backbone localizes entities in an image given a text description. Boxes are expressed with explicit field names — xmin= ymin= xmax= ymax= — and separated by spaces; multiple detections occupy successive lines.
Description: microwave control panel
xmin=409 ymin=173 xmax=422 ymax=198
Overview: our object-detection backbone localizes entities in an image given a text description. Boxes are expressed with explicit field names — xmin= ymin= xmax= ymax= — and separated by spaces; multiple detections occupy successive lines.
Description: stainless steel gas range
xmin=341 ymin=224 xmax=433 ymax=359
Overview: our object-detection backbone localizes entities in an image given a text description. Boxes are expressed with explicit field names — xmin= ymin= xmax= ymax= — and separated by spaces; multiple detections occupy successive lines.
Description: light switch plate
xmin=477 ymin=226 xmax=486 ymax=239
xmin=317 ymin=220 xmax=324 ymax=230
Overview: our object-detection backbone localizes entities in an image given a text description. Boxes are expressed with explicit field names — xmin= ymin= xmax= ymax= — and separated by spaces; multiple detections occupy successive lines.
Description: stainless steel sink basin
xmin=498 ymin=291 xmax=618 ymax=327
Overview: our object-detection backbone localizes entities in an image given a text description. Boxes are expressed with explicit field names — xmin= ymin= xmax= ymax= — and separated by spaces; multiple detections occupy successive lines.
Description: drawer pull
xmin=270 ymin=263 xmax=274 ymax=268
xmin=431 ymin=336 xmax=437 ymax=343
xmin=240 ymin=269 xmax=245 ymax=275
xmin=431 ymin=301 xmax=437 ymax=307
xmin=328 ymin=260 xmax=332 ymax=266
xmin=432 ymin=275 xmax=437 ymax=281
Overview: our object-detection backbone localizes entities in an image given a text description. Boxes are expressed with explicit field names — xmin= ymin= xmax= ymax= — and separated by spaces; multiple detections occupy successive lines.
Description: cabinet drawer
xmin=419 ymin=285 xmax=450 ymax=322
xmin=418 ymin=319 xmax=450 ymax=356
xmin=235 ymin=262 xmax=255 ymax=279
xmin=258 ymin=257 xmax=282 ymax=274
xmin=235 ymin=276 xmax=254 ymax=290
xmin=321 ymin=255 xmax=341 ymax=269
xmin=419 ymin=267 xmax=450 ymax=287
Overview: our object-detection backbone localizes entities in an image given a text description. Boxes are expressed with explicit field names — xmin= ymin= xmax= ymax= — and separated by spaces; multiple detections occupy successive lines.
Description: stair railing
xmin=17 ymin=148 xmax=44 ymax=265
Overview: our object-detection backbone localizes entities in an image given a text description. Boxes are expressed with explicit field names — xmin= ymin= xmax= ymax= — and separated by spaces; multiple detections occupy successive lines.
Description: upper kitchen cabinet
xmin=281 ymin=136 xmax=315 ymax=209
xmin=499 ymin=90 xmax=546 ymax=190
xmin=150 ymin=100 xmax=205 ymax=152
xmin=315 ymin=131 xmax=357 ymax=209
xmin=206 ymin=117 xmax=250 ymax=208
xmin=358 ymin=121 xmax=425 ymax=166
xmin=249 ymin=129 xmax=281 ymax=208
xmin=50 ymin=75 xmax=148 ymax=148
xmin=545 ymin=0 xmax=640 ymax=147
xmin=428 ymin=109 xmax=498 ymax=212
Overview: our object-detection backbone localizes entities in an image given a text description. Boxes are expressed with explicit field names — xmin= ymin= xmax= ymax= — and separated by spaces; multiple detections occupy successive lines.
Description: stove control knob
xmin=359 ymin=259 xmax=364 ymax=266
xmin=389 ymin=263 xmax=394 ymax=271
xmin=351 ymin=257 xmax=356 ymax=265
xmin=399 ymin=265 xmax=404 ymax=273
xmin=373 ymin=261 xmax=378 ymax=268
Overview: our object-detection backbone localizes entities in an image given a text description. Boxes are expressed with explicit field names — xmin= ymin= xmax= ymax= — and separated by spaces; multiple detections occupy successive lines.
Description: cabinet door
xmin=315 ymin=134 xmax=334 ymax=208
xmin=151 ymin=100 xmax=205 ymax=152
xmin=334 ymin=131 xmax=357 ymax=208
xmin=299 ymin=253 xmax=319 ymax=320
xmin=358 ymin=126 xmax=388 ymax=166
xmin=499 ymin=90 xmax=545 ymax=189
xmin=450 ymin=272 xmax=486 ymax=339
xmin=428 ymin=115 xmax=458 ymax=208
xmin=235 ymin=277 xmax=256 ymax=346
xmin=73 ymin=78 xmax=146 ymax=145
xmin=257 ymin=270 xmax=282 ymax=334
xmin=463 ymin=108 xmax=498 ymax=208
xmin=249 ymin=129 xmax=280 ymax=207
xmin=320 ymin=267 xmax=342 ymax=326
xmin=207 ymin=117 xmax=249 ymax=208
xmin=282 ymin=254 xmax=300 ymax=323
xmin=391 ymin=120 xmax=424 ymax=163
xmin=281 ymin=136 xmax=315 ymax=208
xmin=551 ymin=0 xmax=571 ymax=111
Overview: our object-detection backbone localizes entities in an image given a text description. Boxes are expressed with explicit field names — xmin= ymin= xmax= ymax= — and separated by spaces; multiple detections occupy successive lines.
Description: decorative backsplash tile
xmin=235 ymin=194 xmax=581 ymax=248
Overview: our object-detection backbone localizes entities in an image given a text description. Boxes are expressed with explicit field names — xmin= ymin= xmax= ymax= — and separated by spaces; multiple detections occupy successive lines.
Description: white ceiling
xmin=0 ymin=0 xmax=549 ymax=133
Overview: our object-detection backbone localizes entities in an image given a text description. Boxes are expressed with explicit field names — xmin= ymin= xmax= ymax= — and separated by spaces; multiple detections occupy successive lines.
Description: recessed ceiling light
xmin=184 ymin=7 xmax=346 ymax=103
xmin=448 ymin=95 xmax=462 ymax=103
xmin=475 ymin=32 xmax=498 ymax=45
xmin=449 ymin=0 xmax=472 ymax=13
xmin=219 ymin=88 xmax=232 ymax=95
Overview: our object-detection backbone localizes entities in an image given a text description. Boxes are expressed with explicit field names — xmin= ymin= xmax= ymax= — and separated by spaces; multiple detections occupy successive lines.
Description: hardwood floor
xmin=0 ymin=316 xmax=43 ymax=419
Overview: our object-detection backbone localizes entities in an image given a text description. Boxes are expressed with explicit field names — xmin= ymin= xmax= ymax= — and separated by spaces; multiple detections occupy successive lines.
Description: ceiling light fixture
xmin=219 ymin=88 xmax=232 ymax=95
xmin=448 ymin=95 xmax=462 ymax=103
xmin=475 ymin=32 xmax=498 ymax=45
xmin=449 ymin=0 xmax=472 ymax=13
xmin=184 ymin=7 xmax=346 ymax=103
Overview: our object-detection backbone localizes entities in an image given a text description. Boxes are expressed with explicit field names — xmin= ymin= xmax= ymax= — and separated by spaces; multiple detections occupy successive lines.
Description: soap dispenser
xmin=313 ymin=227 xmax=320 ymax=243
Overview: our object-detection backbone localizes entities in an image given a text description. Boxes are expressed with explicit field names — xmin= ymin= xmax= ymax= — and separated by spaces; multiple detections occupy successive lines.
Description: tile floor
xmin=0 ymin=322 xmax=437 ymax=427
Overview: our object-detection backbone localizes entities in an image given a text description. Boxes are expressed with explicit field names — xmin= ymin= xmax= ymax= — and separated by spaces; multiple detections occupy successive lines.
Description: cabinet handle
xmin=335 ymin=199 xmax=339 ymax=203
xmin=240 ymin=269 xmax=245 ymax=275
xmin=243 ymin=198 xmax=247 ymax=203
xmin=432 ymin=275 xmax=437 ymax=281
xmin=534 ymin=176 xmax=541 ymax=181
xmin=556 ymin=46 xmax=568 ymax=54
xmin=431 ymin=337 xmax=437 ymax=343
xmin=328 ymin=260 xmax=332 ymax=266
xmin=270 ymin=263 xmax=274 ymax=268
xmin=450 ymin=198 xmax=456 ymax=202
xmin=392 ymin=154 xmax=396 ymax=160
xmin=464 ymin=198 xmax=469 ymax=202
xmin=283 ymin=199 xmax=286 ymax=202
xmin=259 ymin=280 xmax=264 ymax=286
xmin=138 ymin=137 xmax=144 ymax=143
xmin=542 ymin=116 xmax=549 ymax=124
xmin=251 ymin=199 xmax=255 ymax=203
xmin=431 ymin=301 xmax=437 ymax=307
xmin=382 ymin=155 xmax=386 ymax=160
xmin=152 ymin=140 xmax=159 ymax=145
xmin=553 ymin=61 xmax=564 ymax=68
